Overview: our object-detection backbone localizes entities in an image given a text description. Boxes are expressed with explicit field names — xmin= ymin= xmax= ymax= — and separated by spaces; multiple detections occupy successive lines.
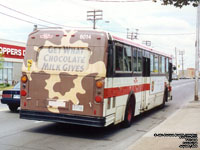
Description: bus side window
xmin=133 ymin=48 xmax=137 ymax=72
xmin=166 ymin=57 xmax=169 ymax=73
xmin=137 ymin=50 xmax=142 ymax=72
xmin=159 ymin=56 xmax=162 ymax=73
xmin=124 ymin=45 xmax=132 ymax=71
xmin=150 ymin=53 xmax=154 ymax=73
xmin=115 ymin=45 xmax=123 ymax=71
xmin=106 ymin=43 xmax=114 ymax=77
xmin=154 ymin=54 xmax=159 ymax=73
xmin=161 ymin=56 xmax=165 ymax=74
xmin=142 ymin=51 xmax=150 ymax=77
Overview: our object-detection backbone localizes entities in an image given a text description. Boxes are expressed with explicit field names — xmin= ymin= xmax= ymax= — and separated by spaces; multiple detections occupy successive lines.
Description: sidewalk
xmin=127 ymin=101 xmax=200 ymax=150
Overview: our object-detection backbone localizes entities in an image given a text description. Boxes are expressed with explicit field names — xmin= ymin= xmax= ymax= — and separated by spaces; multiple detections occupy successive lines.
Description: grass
xmin=0 ymin=86 xmax=14 ymax=91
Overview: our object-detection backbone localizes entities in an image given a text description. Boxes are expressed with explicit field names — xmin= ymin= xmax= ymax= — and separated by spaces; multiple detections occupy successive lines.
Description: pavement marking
xmin=173 ymin=82 xmax=194 ymax=89
xmin=34 ymin=121 xmax=44 ymax=123
xmin=0 ymin=108 xmax=9 ymax=111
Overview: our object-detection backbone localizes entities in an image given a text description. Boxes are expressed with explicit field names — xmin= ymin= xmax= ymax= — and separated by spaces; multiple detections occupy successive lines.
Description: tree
xmin=153 ymin=0 xmax=199 ymax=8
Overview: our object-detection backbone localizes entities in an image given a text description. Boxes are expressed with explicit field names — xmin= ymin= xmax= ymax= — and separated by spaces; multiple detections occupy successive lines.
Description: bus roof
xmin=111 ymin=35 xmax=172 ymax=58
xmin=29 ymin=27 xmax=172 ymax=58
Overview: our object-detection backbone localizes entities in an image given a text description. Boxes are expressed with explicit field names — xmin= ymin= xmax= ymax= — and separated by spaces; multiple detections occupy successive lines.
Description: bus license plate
xmin=48 ymin=101 xmax=65 ymax=108
xmin=72 ymin=105 xmax=84 ymax=112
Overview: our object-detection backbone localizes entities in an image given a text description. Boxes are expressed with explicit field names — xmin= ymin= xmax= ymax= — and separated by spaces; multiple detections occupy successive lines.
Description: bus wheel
xmin=122 ymin=100 xmax=134 ymax=128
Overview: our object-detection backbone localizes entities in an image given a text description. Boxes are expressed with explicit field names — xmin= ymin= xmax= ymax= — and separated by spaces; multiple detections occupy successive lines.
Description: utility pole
xmin=127 ymin=28 xmax=133 ymax=40
xmin=135 ymin=29 xmax=139 ymax=39
xmin=127 ymin=28 xmax=139 ymax=40
xmin=127 ymin=28 xmax=129 ymax=39
xmin=142 ymin=40 xmax=151 ymax=46
xmin=33 ymin=25 xmax=37 ymax=31
xmin=175 ymin=47 xmax=178 ymax=75
xmin=179 ymin=50 xmax=185 ymax=78
xmin=194 ymin=3 xmax=200 ymax=101
xmin=87 ymin=10 xmax=103 ymax=29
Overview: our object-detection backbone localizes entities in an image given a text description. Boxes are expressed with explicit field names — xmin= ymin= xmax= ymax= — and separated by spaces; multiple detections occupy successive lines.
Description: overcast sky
xmin=0 ymin=0 xmax=197 ymax=69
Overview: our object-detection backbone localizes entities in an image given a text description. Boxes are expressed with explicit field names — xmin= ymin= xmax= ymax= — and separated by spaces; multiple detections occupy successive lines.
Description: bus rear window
xmin=37 ymin=47 xmax=91 ymax=72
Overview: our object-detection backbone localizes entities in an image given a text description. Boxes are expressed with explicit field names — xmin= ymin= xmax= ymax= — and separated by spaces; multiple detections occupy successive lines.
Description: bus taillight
xmin=21 ymin=90 xmax=27 ymax=96
xmin=95 ymin=80 xmax=104 ymax=103
xmin=21 ymin=75 xmax=28 ymax=83
xmin=95 ymin=96 xmax=102 ymax=103
xmin=96 ymin=81 xmax=103 ymax=88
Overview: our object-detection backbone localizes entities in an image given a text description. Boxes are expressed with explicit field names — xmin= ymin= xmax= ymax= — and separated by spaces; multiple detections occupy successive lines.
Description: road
xmin=0 ymin=79 xmax=199 ymax=150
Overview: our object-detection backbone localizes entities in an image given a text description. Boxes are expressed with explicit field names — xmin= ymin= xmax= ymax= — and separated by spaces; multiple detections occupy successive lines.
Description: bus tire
xmin=122 ymin=98 xmax=135 ymax=128
xmin=160 ymin=88 xmax=168 ymax=108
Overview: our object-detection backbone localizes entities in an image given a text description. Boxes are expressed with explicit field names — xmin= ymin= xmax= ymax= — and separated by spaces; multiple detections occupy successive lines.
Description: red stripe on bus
xmin=104 ymin=84 xmax=150 ymax=98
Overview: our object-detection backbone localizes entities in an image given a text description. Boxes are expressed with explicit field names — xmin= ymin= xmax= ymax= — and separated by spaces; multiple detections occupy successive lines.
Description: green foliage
xmin=154 ymin=0 xmax=199 ymax=8
xmin=6 ymin=83 xmax=10 ymax=87
xmin=0 ymin=83 xmax=10 ymax=88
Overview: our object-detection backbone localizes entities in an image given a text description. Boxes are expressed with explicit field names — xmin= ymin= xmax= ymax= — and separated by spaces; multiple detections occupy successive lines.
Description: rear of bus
xmin=20 ymin=29 xmax=108 ymax=127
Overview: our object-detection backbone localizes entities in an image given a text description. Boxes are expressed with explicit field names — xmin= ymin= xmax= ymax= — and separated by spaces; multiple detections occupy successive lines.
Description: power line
xmin=101 ymin=28 xmax=195 ymax=36
xmin=0 ymin=3 xmax=195 ymax=36
xmin=0 ymin=3 xmax=90 ymax=28
xmin=0 ymin=11 xmax=48 ymax=27
xmin=139 ymin=32 xmax=195 ymax=35
xmin=0 ymin=3 xmax=66 ymax=27
xmin=84 ymin=0 xmax=151 ymax=2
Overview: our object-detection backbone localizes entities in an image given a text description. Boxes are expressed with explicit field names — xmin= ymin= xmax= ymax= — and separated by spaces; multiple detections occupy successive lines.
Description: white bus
xmin=20 ymin=29 xmax=173 ymax=127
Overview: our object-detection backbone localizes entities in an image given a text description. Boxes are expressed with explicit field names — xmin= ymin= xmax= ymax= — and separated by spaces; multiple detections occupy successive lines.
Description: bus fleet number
xmin=80 ymin=34 xmax=91 ymax=40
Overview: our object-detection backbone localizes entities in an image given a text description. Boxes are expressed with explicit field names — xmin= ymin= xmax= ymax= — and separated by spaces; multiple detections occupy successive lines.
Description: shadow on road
xmin=25 ymin=105 xmax=169 ymax=140
xmin=26 ymin=122 xmax=124 ymax=140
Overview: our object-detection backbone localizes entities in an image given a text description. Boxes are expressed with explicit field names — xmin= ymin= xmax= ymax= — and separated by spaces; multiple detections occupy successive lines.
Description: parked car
xmin=1 ymin=82 xmax=20 ymax=112
xmin=172 ymin=74 xmax=178 ymax=80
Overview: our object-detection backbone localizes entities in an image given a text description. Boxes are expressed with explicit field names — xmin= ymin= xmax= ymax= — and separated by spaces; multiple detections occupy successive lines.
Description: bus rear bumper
xmin=20 ymin=110 xmax=106 ymax=127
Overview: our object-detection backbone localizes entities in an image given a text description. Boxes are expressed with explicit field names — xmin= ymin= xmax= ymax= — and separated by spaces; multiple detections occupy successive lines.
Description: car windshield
xmin=13 ymin=82 xmax=20 ymax=89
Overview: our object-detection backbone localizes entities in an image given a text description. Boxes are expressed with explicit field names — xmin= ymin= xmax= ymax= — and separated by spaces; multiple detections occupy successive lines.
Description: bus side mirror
xmin=173 ymin=66 xmax=176 ymax=71
xmin=169 ymin=63 xmax=173 ymax=82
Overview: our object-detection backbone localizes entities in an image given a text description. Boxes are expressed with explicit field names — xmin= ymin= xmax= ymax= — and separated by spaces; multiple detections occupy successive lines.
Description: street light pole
xmin=194 ymin=3 xmax=200 ymax=101
xmin=175 ymin=47 xmax=178 ymax=75
xmin=179 ymin=50 xmax=185 ymax=78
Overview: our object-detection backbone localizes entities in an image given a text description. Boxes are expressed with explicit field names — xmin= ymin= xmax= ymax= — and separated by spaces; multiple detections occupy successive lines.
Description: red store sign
xmin=0 ymin=43 xmax=25 ymax=59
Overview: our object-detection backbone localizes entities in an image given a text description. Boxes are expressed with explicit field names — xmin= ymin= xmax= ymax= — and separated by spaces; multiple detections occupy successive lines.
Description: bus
xmin=20 ymin=28 xmax=173 ymax=127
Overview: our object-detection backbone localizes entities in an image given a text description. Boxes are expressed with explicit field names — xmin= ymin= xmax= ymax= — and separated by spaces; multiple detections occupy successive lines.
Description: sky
xmin=0 ymin=0 xmax=197 ymax=69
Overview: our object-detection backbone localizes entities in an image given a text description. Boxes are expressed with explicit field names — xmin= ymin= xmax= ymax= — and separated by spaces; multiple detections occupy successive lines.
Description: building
xmin=0 ymin=39 xmax=26 ymax=85
xmin=178 ymin=68 xmax=195 ymax=79
xmin=187 ymin=68 xmax=195 ymax=78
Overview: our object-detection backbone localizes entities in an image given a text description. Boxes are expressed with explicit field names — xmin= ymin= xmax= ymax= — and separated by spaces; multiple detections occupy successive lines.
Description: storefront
xmin=0 ymin=39 xmax=26 ymax=85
